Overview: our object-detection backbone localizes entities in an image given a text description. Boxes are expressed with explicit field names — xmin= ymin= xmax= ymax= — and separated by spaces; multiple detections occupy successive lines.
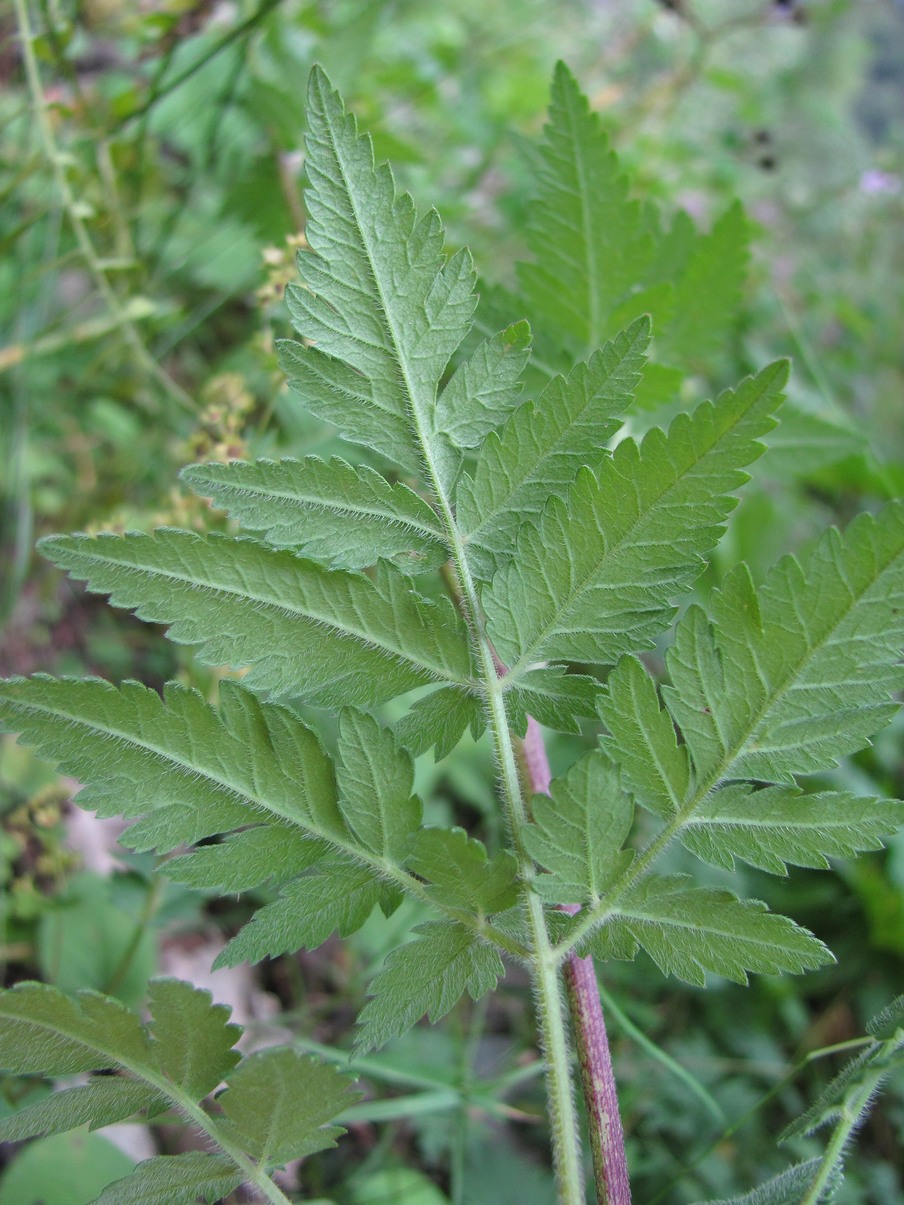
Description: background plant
xmin=3 ymin=3 xmax=904 ymax=1203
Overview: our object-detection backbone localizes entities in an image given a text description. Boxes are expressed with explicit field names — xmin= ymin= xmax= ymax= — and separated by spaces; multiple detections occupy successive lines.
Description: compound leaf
xmin=182 ymin=457 xmax=446 ymax=576
xmin=355 ymin=922 xmax=504 ymax=1053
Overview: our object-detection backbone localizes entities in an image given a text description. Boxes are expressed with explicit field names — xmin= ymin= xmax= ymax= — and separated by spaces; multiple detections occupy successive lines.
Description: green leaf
xmin=679 ymin=784 xmax=904 ymax=875
xmin=0 ymin=1079 xmax=162 ymax=1143
xmin=38 ymin=531 xmax=472 ymax=706
xmin=215 ymin=859 xmax=383 ymax=966
xmin=597 ymin=655 xmax=689 ymax=819
xmin=457 ymin=318 xmax=650 ymax=578
xmin=355 ymin=922 xmax=504 ymax=1053
xmin=594 ymin=876 xmax=831 ymax=986
xmin=0 ymin=981 xmax=151 ymax=1074
xmin=698 ymin=1159 xmax=828 ymax=1205
xmin=148 ymin=980 xmax=241 ymax=1099
xmin=216 ymin=1048 xmax=359 ymax=1164
xmin=654 ymin=202 xmax=750 ymax=370
xmin=666 ymin=500 xmax=904 ymax=786
xmin=435 ymin=320 xmax=531 ymax=446
xmin=517 ymin=62 xmax=659 ymax=361
xmin=280 ymin=65 xmax=476 ymax=479
xmin=505 ymin=667 xmax=602 ymax=735
xmin=407 ymin=828 xmax=519 ymax=915
xmin=336 ymin=710 xmax=422 ymax=861
xmin=181 ymin=457 xmax=446 ymax=575
xmin=165 ymin=825 xmax=329 ymax=893
xmin=395 ymin=687 xmax=484 ymax=759
xmin=523 ymin=749 xmax=633 ymax=904
xmin=0 ymin=677 xmax=340 ymax=855
xmin=91 ymin=1154 xmax=242 ymax=1205
xmin=487 ymin=362 xmax=787 ymax=675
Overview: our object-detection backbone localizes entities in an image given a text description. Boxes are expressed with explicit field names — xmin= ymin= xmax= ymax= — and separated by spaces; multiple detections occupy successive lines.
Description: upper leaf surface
xmin=457 ymin=317 xmax=650 ymax=578
xmin=280 ymin=65 xmax=476 ymax=475
xmin=182 ymin=457 xmax=446 ymax=575
xmin=666 ymin=500 xmax=904 ymax=786
xmin=487 ymin=362 xmax=787 ymax=674
xmin=39 ymin=530 xmax=472 ymax=706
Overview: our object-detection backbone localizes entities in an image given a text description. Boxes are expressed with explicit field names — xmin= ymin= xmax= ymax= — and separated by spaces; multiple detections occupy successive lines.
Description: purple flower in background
xmin=859 ymin=169 xmax=901 ymax=195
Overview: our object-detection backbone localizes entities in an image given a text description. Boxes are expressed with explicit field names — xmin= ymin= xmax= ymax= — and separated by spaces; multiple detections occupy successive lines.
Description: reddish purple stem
xmin=523 ymin=717 xmax=632 ymax=1205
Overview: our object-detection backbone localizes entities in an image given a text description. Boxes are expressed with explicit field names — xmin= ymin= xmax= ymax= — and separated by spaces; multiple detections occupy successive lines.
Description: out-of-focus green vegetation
xmin=2 ymin=2 xmax=903 ymax=1201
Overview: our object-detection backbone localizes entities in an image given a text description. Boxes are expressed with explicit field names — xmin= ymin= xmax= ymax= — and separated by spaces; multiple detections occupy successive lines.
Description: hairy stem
xmin=522 ymin=717 xmax=632 ymax=1205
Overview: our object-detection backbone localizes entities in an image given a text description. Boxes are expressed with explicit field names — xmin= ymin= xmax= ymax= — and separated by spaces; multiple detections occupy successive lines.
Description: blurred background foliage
xmin=2 ymin=1 xmax=904 ymax=1202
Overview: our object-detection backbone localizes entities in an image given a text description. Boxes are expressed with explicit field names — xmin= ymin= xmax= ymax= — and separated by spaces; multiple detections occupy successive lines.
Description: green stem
xmin=407 ymin=434 xmax=585 ymax=1202
xmin=798 ymin=1048 xmax=894 ymax=1205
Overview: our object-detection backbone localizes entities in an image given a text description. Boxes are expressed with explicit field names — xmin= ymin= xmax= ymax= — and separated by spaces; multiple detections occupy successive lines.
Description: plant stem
xmin=522 ymin=717 xmax=632 ymax=1205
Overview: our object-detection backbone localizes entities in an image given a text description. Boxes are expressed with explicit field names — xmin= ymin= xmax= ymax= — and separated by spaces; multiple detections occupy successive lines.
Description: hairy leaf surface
xmin=182 ymin=457 xmax=447 ymax=574
xmin=680 ymin=784 xmax=904 ymax=875
xmin=592 ymin=877 xmax=831 ymax=986
xmin=279 ymin=65 xmax=476 ymax=483
xmin=336 ymin=709 xmax=422 ymax=861
xmin=0 ymin=677 xmax=340 ymax=855
xmin=458 ymin=318 xmax=650 ymax=577
xmin=525 ymin=749 xmax=633 ymax=904
xmin=216 ymin=1048 xmax=359 ymax=1163
xmin=91 ymin=1154 xmax=243 ymax=1205
xmin=39 ymin=531 xmax=472 ymax=706
xmin=355 ymin=922 xmax=504 ymax=1053
xmin=597 ymin=654 xmax=689 ymax=820
xmin=487 ymin=362 xmax=787 ymax=675
xmin=666 ymin=500 xmax=904 ymax=786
